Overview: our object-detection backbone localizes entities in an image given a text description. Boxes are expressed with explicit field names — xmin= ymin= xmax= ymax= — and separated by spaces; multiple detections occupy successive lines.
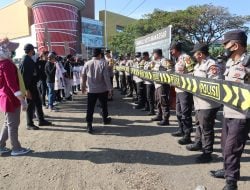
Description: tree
xmin=171 ymin=4 xmax=250 ymax=44
xmin=109 ymin=25 xmax=136 ymax=55
xmin=109 ymin=4 xmax=250 ymax=54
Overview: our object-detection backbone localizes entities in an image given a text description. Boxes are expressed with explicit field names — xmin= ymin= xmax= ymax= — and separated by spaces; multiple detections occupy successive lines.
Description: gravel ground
xmin=0 ymin=89 xmax=249 ymax=190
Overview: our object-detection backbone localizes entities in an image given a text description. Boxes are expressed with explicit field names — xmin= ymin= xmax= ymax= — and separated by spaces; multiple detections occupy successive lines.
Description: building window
xmin=116 ymin=25 xmax=124 ymax=33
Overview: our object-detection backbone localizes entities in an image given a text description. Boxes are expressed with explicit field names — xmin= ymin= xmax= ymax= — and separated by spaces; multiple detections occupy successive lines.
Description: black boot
xmin=178 ymin=134 xmax=192 ymax=145
xmin=157 ymin=120 xmax=170 ymax=126
xmin=210 ymin=169 xmax=225 ymax=179
xmin=171 ymin=130 xmax=184 ymax=137
xmin=87 ymin=123 xmax=93 ymax=134
xmin=223 ymin=180 xmax=237 ymax=190
xmin=151 ymin=115 xmax=162 ymax=121
xmin=133 ymin=104 xmax=144 ymax=109
xmin=126 ymin=93 xmax=133 ymax=97
xmin=103 ymin=117 xmax=112 ymax=125
xmin=186 ymin=142 xmax=202 ymax=151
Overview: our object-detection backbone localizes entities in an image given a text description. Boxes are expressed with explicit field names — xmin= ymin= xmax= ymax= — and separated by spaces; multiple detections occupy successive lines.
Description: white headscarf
xmin=0 ymin=38 xmax=19 ymax=60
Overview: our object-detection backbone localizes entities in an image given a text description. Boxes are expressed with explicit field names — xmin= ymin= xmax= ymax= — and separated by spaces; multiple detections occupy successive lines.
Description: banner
xmin=135 ymin=26 xmax=172 ymax=59
xmin=115 ymin=66 xmax=250 ymax=114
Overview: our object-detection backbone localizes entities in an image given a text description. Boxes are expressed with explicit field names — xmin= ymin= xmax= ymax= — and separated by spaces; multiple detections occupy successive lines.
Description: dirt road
xmin=0 ymin=90 xmax=250 ymax=190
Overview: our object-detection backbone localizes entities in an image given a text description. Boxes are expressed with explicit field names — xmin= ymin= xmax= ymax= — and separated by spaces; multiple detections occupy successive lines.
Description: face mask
xmin=223 ymin=44 xmax=235 ymax=59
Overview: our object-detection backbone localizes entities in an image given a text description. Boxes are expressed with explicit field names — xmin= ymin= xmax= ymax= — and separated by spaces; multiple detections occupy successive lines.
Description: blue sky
xmin=1 ymin=0 xmax=249 ymax=43
xmin=95 ymin=0 xmax=250 ymax=19
xmin=1 ymin=0 xmax=249 ymax=19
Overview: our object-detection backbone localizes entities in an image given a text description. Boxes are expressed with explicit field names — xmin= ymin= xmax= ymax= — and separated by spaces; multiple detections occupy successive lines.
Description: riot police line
xmin=114 ymin=65 xmax=250 ymax=114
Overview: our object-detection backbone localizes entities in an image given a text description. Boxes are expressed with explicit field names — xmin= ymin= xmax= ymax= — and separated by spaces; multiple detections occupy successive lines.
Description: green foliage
xmin=248 ymin=44 xmax=250 ymax=52
xmin=109 ymin=4 xmax=250 ymax=54
xmin=209 ymin=46 xmax=224 ymax=58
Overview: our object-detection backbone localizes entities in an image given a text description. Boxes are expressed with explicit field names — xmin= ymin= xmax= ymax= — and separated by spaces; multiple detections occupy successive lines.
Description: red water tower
xmin=25 ymin=0 xmax=85 ymax=55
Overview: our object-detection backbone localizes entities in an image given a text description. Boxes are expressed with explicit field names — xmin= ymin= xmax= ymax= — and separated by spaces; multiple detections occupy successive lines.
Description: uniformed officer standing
xmin=151 ymin=49 xmax=173 ymax=126
xmin=82 ymin=48 xmax=112 ymax=134
xmin=210 ymin=30 xmax=250 ymax=190
xmin=133 ymin=52 xmax=147 ymax=109
xmin=118 ymin=55 xmax=127 ymax=95
xmin=19 ymin=44 xmax=52 ymax=130
xmin=170 ymin=42 xmax=194 ymax=144
xmin=105 ymin=49 xmax=114 ymax=100
xmin=186 ymin=43 xmax=222 ymax=163
xmin=143 ymin=52 xmax=155 ymax=115
xmin=125 ymin=54 xmax=134 ymax=97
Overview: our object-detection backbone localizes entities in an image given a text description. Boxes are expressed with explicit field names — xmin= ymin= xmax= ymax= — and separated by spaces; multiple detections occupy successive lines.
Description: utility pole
xmin=104 ymin=0 xmax=108 ymax=49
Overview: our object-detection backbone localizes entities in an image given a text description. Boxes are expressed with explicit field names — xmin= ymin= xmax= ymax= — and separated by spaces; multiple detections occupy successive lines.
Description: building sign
xmin=135 ymin=26 xmax=172 ymax=59
xmin=82 ymin=17 xmax=104 ymax=48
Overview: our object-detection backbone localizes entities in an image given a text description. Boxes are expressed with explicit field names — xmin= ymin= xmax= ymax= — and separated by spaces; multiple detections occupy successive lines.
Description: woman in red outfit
xmin=0 ymin=38 xmax=30 ymax=156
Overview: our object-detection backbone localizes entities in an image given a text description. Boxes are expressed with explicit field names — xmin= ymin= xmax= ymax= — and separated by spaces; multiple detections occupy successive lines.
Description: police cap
xmin=191 ymin=43 xmax=209 ymax=54
xmin=135 ymin=52 xmax=141 ymax=58
xmin=153 ymin=49 xmax=162 ymax=56
xmin=24 ymin=43 xmax=36 ymax=51
xmin=93 ymin=48 xmax=102 ymax=57
xmin=169 ymin=41 xmax=182 ymax=51
xmin=142 ymin=51 xmax=149 ymax=57
xmin=222 ymin=30 xmax=247 ymax=45
xmin=105 ymin=49 xmax=111 ymax=54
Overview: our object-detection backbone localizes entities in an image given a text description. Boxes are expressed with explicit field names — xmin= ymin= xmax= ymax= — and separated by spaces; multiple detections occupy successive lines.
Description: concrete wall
xmin=0 ymin=0 xmax=31 ymax=39
xmin=12 ymin=25 xmax=37 ymax=60
xmin=99 ymin=10 xmax=136 ymax=47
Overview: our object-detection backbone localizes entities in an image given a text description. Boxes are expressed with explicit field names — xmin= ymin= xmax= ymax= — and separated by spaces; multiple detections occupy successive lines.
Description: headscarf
xmin=0 ymin=38 xmax=19 ymax=60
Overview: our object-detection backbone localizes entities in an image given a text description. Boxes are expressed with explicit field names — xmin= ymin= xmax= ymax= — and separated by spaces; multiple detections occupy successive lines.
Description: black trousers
xmin=146 ymin=83 xmax=155 ymax=112
xmin=120 ymin=73 xmax=127 ymax=93
xmin=110 ymin=76 xmax=114 ymax=87
xmin=86 ymin=92 xmax=109 ymax=123
xmin=155 ymin=84 xmax=171 ymax=121
xmin=38 ymin=80 xmax=47 ymax=106
xmin=176 ymin=91 xmax=193 ymax=135
xmin=114 ymin=72 xmax=119 ymax=88
xmin=136 ymin=82 xmax=146 ymax=106
xmin=126 ymin=75 xmax=134 ymax=95
xmin=26 ymin=87 xmax=45 ymax=126
xmin=195 ymin=107 xmax=220 ymax=154
xmin=221 ymin=118 xmax=250 ymax=181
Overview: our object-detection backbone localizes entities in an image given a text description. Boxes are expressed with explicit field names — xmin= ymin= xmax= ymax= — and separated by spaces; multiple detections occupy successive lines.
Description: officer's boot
xmin=178 ymin=133 xmax=192 ymax=145
xmin=186 ymin=141 xmax=202 ymax=151
xmin=151 ymin=115 xmax=162 ymax=121
xmin=157 ymin=116 xmax=170 ymax=126
xmin=223 ymin=180 xmax=237 ymax=190
xmin=87 ymin=123 xmax=93 ymax=134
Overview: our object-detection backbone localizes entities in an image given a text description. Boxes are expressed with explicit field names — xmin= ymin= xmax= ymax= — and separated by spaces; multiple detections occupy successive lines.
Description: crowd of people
xmin=0 ymin=29 xmax=249 ymax=190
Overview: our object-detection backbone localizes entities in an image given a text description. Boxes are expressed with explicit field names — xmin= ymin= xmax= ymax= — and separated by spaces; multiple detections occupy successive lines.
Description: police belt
xmin=114 ymin=65 xmax=250 ymax=114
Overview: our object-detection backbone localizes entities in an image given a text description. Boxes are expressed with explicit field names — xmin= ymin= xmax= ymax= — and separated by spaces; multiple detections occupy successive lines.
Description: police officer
xmin=113 ymin=58 xmax=120 ymax=89
xmin=151 ymin=49 xmax=173 ymax=126
xmin=19 ymin=44 xmax=52 ymax=130
xmin=210 ymin=30 xmax=250 ymax=190
xmin=125 ymin=54 xmax=134 ymax=97
xmin=105 ymin=49 xmax=114 ymax=100
xmin=133 ymin=52 xmax=147 ymax=109
xmin=82 ymin=48 xmax=112 ymax=134
xmin=143 ymin=51 xmax=155 ymax=115
xmin=186 ymin=43 xmax=222 ymax=163
xmin=119 ymin=55 xmax=127 ymax=95
xmin=170 ymin=42 xmax=194 ymax=144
